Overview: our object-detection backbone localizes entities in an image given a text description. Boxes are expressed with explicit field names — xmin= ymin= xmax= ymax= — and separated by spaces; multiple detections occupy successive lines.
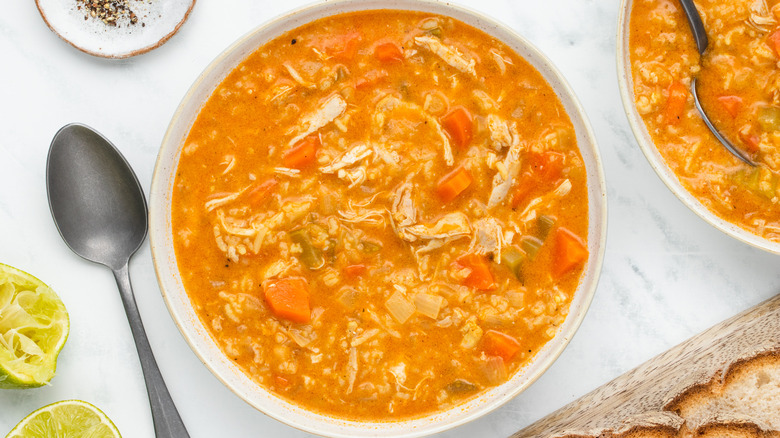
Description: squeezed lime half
xmin=6 ymin=399 xmax=121 ymax=438
xmin=0 ymin=263 xmax=69 ymax=388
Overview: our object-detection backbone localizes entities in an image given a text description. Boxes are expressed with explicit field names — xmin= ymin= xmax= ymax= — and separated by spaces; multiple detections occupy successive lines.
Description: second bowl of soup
xmin=619 ymin=0 xmax=780 ymax=254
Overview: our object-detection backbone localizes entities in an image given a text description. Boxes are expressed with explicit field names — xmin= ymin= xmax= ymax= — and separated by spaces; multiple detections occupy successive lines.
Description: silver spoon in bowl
xmin=679 ymin=0 xmax=756 ymax=166
xmin=46 ymin=123 xmax=190 ymax=438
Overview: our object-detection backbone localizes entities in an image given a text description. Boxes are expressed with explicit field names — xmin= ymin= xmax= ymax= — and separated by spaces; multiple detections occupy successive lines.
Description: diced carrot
xmin=323 ymin=31 xmax=362 ymax=60
xmin=741 ymin=132 xmax=761 ymax=153
xmin=245 ymin=178 xmax=278 ymax=204
xmin=528 ymin=151 xmax=565 ymax=185
xmin=717 ymin=95 xmax=743 ymax=118
xmin=552 ymin=227 xmax=588 ymax=278
xmin=262 ymin=277 xmax=311 ymax=323
xmin=768 ymin=30 xmax=780 ymax=57
xmin=436 ymin=166 xmax=473 ymax=202
xmin=510 ymin=172 xmax=535 ymax=208
xmin=664 ymin=81 xmax=688 ymax=125
xmin=454 ymin=254 xmax=496 ymax=290
xmin=344 ymin=264 xmax=367 ymax=277
xmin=283 ymin=135 xmax=319 ymax=168
xmin=441 ymin=107 xmax=473 ymax=148
xmin=374 ymin=42 xmax=404 ymax=63
xmin=355 ymin=69 xmax=389 ymax=90
xmin=483 ymin=330 xmax=521 ymax=361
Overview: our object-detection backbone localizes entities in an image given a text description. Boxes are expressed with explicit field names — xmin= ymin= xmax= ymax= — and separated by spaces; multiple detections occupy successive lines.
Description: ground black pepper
xmin=76 ymin=0 xmax=143 ymax=27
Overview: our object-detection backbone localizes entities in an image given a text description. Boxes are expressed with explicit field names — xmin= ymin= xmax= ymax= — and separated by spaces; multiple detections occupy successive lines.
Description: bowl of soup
xmin=618 ymin=0 xmax=780 ymax=254
xmin=150 ymin=0 xmax=607 ymax=435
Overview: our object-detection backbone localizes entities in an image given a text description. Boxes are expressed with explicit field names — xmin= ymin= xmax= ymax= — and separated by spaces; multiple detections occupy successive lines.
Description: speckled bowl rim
xmin=35 ymin=0 xmax=196 ymax=59
xmin=616 ymin=0 xmax=780 ymax=255
xmin=150 ymin=1 xmax=608 ymax=436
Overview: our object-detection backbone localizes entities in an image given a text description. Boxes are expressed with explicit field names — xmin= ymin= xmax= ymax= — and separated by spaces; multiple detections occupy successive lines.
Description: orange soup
xmin=172 ymin=10 xmax=589 ymax=419
xmin=630 ymin=0 xmax=780 ymax=242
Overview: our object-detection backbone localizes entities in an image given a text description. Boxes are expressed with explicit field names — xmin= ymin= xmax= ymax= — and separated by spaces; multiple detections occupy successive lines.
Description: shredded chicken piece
xmin=402 ymin=212 xmax=471 ymax=242
xmin=490 ymin=49 xmax=512 ymax=75
xmin=339 ymin=195 xmax=387 ymax=226
xmin=414 ymin=36 xmax=477 ymax=77
xmin=488 ymin=123 xmax=524 ymax=208
xmin=374 ymin=95 xmax=454 ymax=166
xmin=320 ymin=143 xmax=373 ymax=173
xmin=351 ymin=328 xmax=380 ymax=347
xmin=487 ymin=114 xmax=512 ymax=150
xmin=221 ymin=155 xmax=236 ymax=174
xmin=288 ymin=94 xmax=347 ymax=145
xmin=469 ymin=217 xmax=504 ymax=260
xmin=414 ymin=239 xmax=447 ymax=255
xmin=273 ymin=167 xmax=301 ymax=177
xmin=391 ymin=182 xmax=417 ymax=229
xmin=283 ymin=62 xmax=316 ymax=88
xmin=216 ymin=210 xmax=257 ymax=237
xmin=749 ymin=0 xmax=776 ymax=32
xmin=518 ymin=179 xmax=572 ymax=224
xmin=204 ymin=185 xmax=252 ymax=212
xmin=346 ymin=347 xmax=358 ymax=394
xmin=338 ymin=166 xmax=368 ymax=188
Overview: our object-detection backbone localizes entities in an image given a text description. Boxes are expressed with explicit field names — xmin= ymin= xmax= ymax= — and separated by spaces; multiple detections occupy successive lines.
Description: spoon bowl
xmin=46 ymin=123 xmax=189 ymax=437
xmin=47 ymin=124 xmax=147 ymax=269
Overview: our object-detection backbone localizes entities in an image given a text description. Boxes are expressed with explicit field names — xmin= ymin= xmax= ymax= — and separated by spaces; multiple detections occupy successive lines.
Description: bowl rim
xmin=150 ymin=0 xmax=608 ymax=436
xmin=615 ymin=0 xmax=780 ymax=255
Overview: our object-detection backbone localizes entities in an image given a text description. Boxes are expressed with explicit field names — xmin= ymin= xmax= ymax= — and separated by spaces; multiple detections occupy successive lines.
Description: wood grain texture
xmin=513 ymin=294 xmax=780 ymax=438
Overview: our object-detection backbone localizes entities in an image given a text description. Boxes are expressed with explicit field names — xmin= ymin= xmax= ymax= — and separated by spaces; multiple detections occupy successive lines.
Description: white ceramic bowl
xmin=617 ymin=0 xmax=780 ymax=255
xmin=150 ymin=1 xmax=607 ymax=436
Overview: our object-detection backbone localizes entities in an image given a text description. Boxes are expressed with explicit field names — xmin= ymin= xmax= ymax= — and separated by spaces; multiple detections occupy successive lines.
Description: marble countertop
xmin=1 ymin=1 xmax=779 ymax=437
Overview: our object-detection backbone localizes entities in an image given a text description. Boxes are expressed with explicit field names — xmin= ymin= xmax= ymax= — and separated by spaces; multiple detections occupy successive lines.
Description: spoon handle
xmin=679 ymin=0 xmax=708 ymax=55
xmin=113 ymin=263 xmax=190 ymax=438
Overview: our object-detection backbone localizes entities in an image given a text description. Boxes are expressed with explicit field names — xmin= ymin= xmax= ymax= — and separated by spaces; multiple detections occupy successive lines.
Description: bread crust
xmin=513 ymin=295 xmax=780 ymax=438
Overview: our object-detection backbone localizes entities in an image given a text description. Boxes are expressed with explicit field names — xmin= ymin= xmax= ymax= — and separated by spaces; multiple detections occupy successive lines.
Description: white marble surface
xmin=1 ymin=1 xmax=779 ymax=437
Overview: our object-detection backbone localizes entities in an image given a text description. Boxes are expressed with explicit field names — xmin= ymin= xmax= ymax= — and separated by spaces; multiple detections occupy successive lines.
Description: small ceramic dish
xmin=616 ymin=0 xmax=780 ymax=255
xmin=150 ymin=0 xmax=607 ymax=436
xmin=36 ymin=0 xmax=195 ymax=59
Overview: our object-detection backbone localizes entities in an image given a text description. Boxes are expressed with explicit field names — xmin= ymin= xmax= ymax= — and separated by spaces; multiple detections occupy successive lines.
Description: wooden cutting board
xmin=512 ymin=294 xmax=780 ymax=437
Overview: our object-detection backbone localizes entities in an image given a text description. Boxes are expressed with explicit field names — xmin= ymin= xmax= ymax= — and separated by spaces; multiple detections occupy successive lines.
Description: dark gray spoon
xmin=680 ymin=0 xmax=756 ymax=166
xmin=46 ymin=123 xmax=190 ymax=438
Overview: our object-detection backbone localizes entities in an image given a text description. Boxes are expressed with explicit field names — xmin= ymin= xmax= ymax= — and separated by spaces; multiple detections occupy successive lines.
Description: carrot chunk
xmin=262 ymin=277 xmax=311 ymax=323
xmin=441 ymin=107 xmax=473 ymax=148
xmin=717 ymin=95 xmax=743 ymax=118
xmin=552 ymin=227 xmax=588 ymax=278
xmin=528 ymin=151 xmax=565 ymax=185
xmin=436 ymin=166 xmax=473 ymax=202
xmin=454 ymin=254 xmax=496 ymax=290
xmin=355 ymin=69 xmax=389 ymax=90
xmin=374 ymin=42 xmax=404 ymax=63
xmin=246 ymin=178 xmax=278 ymax=204
xmin=664 ymin=82 xmax=688 ymax=125
xmin=483 ymin=330 xmax=521 ymax=361
xmin=510 ymin=172 xmax=535 ymax=208
xmin=317 ymin=31 xmax=363 ymax=60
xmin=768 ymin=30 xmax=780 ymax=57
xmin=283 ymin=135 xmax=319 ymax=168
xmin=344 ymin=264 xmax=367 ymax=277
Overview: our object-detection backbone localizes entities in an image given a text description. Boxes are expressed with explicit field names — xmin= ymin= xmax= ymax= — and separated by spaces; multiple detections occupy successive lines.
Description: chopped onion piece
xmin=481 ymin=356 xmax=507 ymax=385
xmin=414 ymin=293 xmax=444 ymax=319
xmin=385 ymin=291 xmax=415 ymax=324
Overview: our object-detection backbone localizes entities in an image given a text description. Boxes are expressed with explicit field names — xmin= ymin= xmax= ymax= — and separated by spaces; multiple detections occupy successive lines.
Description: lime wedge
xmin=0 ymin=263 xmax=69 ymax=388
xmin=6 ymin=400 xmax=121 ymax=438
